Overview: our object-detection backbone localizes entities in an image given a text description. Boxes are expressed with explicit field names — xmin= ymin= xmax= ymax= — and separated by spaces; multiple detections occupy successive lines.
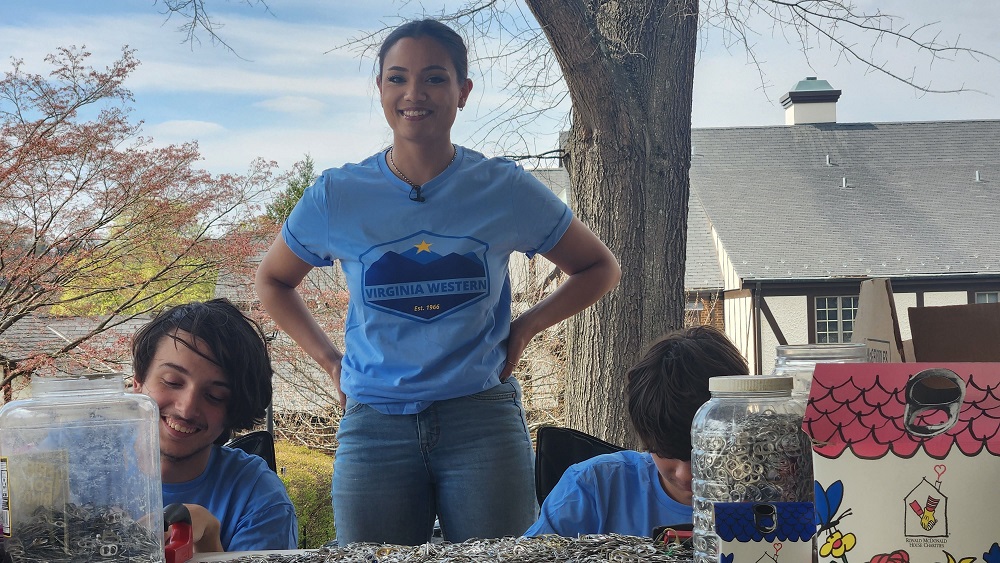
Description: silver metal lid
xmin=709 ymin=375 xmax=794 ymax=393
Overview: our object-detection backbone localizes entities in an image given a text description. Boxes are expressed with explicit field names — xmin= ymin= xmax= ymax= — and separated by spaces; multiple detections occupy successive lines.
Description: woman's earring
xmin=459 ymin=106 xmax=464 ymax=111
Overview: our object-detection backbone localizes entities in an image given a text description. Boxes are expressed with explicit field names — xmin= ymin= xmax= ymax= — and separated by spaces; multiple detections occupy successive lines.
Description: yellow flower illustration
xmin=819 ymin=530 xmax=856 ymax=559
xmin=944 ymin=550 xmax=976 ymax=563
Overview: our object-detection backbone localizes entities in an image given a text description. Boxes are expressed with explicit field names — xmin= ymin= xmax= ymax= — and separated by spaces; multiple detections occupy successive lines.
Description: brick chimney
xmin=779 ymin=77 xmax=841 ymax=125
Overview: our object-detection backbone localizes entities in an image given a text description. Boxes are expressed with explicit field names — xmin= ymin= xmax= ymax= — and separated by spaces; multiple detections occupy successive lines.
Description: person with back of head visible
xmin=131 ymin=298 xmax=298 ymax=553
xmin=254 ymin=18 xmax=621 ymax=546
xmin=525 ymin=325 xmax=749 ymax=538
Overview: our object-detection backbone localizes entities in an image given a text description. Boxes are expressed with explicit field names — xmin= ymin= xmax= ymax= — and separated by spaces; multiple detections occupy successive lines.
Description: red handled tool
xmin=164 ymin=503 xmax=194 ymax=563
xmin=663 ymin=529 xmax=693 ymax=542
xmin=653 ymin=523 xmax=693 ymax=545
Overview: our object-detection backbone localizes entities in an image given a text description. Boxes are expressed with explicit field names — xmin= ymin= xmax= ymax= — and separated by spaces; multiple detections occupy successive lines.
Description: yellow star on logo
xmin=414 ymin=240 xmax=432 ymax=253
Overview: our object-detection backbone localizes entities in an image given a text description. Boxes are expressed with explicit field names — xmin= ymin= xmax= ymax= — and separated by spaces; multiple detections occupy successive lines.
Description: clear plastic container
xmin=691 ymin=375 xmax=813 ymax=563
xmin=773 ymin=343 xmax=866 ymax=401
xmin=0 ymin=374 xmax=165 ymax=563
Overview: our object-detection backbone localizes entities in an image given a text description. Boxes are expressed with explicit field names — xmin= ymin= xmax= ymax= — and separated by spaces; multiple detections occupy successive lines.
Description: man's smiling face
xmin=134 ymin=329 xmax=230 ymax=483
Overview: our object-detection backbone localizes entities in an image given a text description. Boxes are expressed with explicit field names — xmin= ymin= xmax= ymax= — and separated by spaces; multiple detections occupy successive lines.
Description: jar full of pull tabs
xmin=0 ymin=374 xmax=165 ymax=563
xmin=690 ymin=375 xmax=813 ymax=563
xmin=773 ymin=343 xmax=867 ymax=402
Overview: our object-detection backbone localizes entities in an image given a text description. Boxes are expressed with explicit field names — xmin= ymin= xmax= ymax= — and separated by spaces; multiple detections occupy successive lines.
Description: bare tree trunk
xmin=2 ymin=362 xmax=12 ymax=404
xmin=527 ymin=0 xmax=698 ymax=446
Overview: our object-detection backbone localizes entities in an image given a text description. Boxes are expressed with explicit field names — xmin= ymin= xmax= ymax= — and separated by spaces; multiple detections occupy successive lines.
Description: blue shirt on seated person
xmin=524 ymin=326 xmax=749 ymax=538
xmin=525 ymin=450 xmax=691 ymax=537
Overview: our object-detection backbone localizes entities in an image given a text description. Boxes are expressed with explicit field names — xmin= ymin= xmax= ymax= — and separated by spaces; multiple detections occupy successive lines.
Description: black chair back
xmin=534 ymin=426 xmax=624 ymax=506
xmin=225 ymin=430 xmax=277 ymax=473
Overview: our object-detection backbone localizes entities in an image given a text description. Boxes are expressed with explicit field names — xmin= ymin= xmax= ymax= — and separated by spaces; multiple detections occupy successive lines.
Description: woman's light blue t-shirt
xmin=282 ymin=146 xmax=572 ymax=414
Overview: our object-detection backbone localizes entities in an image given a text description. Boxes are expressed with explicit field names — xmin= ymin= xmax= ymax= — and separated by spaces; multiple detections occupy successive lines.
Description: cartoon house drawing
xmin=904 ymin=477 xmax=948 ymax=538
xmin=756 ymin=553 xmax=779 ymax=563
xmin=803 ymin=363 xmax=1000 ymax=561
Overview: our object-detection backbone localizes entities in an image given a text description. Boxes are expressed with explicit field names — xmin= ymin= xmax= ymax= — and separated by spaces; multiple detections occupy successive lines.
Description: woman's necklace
xmin=388 ymin=144 xmax=457 ymax=203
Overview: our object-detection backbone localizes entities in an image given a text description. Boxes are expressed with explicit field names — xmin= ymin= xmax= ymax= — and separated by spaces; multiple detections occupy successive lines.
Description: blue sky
xmin=4 ymin=1 xmax=999 ymax=176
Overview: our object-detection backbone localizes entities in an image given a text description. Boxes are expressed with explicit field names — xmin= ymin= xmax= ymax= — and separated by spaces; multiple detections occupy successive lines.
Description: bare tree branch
xmin=154 ymin=0 xmax=272 ymax=59
xmin=701 ymin=0 xmax=1000 ymax=97
xmin=319 ymin=0 xmax=1000 ymax=163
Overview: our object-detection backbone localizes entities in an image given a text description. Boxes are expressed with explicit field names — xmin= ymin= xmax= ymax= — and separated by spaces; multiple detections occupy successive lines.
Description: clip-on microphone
xmin=409 ymin=185 xmax=426 ymax=203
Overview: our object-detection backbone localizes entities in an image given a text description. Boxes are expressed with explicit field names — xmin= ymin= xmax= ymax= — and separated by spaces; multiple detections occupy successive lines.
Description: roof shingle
xmin=691 ymin=120 xmax=1000 ymax=281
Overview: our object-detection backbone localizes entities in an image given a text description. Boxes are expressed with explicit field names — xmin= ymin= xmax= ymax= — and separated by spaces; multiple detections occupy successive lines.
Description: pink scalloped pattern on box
xmin=802 ymin=363 xmax=1000 ymax=460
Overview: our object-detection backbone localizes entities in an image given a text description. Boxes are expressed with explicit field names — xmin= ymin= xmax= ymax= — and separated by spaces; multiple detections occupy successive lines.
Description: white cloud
xmin=146 ymin=120 xmax=227 ymax=139
xmin=189 ymin=111 xmax=392 ymax=175
xmin=130 ymin=58 xmax=373 ymax=98
xmin=253 ymin=96 xmax=327 ymax=115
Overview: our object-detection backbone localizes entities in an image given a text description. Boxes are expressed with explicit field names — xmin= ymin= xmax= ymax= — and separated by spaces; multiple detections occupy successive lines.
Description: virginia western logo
xmin=360 ymin=231 xmax=490 ymax=322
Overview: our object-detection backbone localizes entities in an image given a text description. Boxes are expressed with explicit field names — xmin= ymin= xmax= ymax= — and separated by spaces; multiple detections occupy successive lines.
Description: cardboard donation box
xmin=852 ymin=278 xmax=906 ymax=363
xmin=804 ymin=363 xmax=1000 ymax=563
xmin=908 ymin=302 xmax=1000 ymax=362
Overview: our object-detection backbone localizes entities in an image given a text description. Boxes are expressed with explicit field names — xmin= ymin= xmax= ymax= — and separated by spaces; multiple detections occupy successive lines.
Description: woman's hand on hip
xmin=501 ymin=315 xmax=534 ymax=381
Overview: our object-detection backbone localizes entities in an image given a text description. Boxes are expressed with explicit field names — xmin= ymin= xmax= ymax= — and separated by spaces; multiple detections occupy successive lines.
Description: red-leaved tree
xmin=0 ymin=46 xmax=282 ymax=394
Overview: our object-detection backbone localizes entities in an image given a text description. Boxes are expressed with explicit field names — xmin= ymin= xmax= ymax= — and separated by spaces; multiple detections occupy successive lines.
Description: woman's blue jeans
xmin=331 ymin=378 xmax=537 ymax=545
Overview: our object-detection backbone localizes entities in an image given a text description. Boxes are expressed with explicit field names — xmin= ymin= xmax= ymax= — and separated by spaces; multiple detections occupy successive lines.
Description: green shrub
xmin=276 ymin=441 xmax=335 ymax=548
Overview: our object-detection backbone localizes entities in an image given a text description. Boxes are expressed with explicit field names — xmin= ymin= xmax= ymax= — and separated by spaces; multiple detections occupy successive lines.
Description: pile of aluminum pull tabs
xmin=227 ymin=534 xmax=693 ymax=563
xmin=0 ymin=503 xmax=161 ymax=563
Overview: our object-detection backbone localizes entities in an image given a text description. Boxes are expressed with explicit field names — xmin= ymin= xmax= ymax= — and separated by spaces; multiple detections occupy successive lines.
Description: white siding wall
xmin=924 ymin=291 xmax=967 ymax=307
xmin=714 ymin=226 xmax=756 ymax=366
xmin=785 ymin=102 xmax=837 ymax=125
xmin=724 ymin=293 xmax=755 ymax=366
xmin=759 ymin=295 xmax=808 ymax=375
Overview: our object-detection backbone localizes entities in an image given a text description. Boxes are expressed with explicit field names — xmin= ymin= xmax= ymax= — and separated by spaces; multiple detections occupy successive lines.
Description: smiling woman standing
xmin=255 ymin=19 xmax=621 ymax=546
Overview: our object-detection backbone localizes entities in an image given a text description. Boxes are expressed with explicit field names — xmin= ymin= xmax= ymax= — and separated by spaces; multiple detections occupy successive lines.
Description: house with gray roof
xmin=536 ymin=77 xmax=1000 ymax=373
xmin=699 ymin=78 xmax=1000 ymax=372
xmin=0 ymin=314 xmax=149 ymax=400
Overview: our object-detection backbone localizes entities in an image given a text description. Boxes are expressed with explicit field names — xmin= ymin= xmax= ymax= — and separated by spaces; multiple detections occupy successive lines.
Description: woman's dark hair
xmin=626 ymin=325 xmax=749 ymax=460
xmin=132 ymin=298 xmax=273 ymax=444
xmin=378 ymin=19 xmax=469 ymax=83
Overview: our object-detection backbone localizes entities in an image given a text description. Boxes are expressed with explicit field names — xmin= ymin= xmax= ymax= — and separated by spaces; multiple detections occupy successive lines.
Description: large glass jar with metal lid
xmin=0 ymin=374 xmax=165 ymax=563
xmin=773 ymin=343 xmax=867 ymax=401
xmin=691 ymin=375 xmax=813 ymax=563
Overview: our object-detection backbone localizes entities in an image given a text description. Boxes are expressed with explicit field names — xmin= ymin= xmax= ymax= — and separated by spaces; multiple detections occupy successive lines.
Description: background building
xmin=534 ymin=77 xmax=1000 ymax=373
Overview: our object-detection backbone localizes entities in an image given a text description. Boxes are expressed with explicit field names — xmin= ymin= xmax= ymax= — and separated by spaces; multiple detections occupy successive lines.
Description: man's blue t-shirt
xmin=524 ymin=450 xmax=692 ymax=538
xmin=162 ymin=446 xmax=298 ymax=551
